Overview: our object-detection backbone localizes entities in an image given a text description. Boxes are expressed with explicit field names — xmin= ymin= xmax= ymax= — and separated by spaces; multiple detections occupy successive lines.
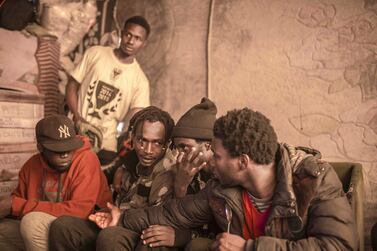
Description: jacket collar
xmin=266 ymin=143 xmax=318 ymax=233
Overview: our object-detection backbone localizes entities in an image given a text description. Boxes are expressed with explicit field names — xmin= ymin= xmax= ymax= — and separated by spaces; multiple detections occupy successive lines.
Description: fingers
xmin=141 ymin=231 xmax=166 ymax=247
xmin=88 ymin=213 xmax=109 ymax=229
xmin=141 ymin=225 xmax=165 ymax=238
xmin=88 ymin=214 xmax=96 ymax=222
xmin=194 ymin=160 xmax=207 ymax=172
xmin=177 ymin=148 xmax=205 ymax=167
xmin=107 ymin=202 xmax=116 ymax=210
xmin=177 ymin=151 xmax=185 ymax=163
xmin=143 ymin=239 xmax=165 ymax=248
xmin=187 ymin=147 xmax=204 ymax=163
xmin=141 ymin=225 xmax=174 ymax=247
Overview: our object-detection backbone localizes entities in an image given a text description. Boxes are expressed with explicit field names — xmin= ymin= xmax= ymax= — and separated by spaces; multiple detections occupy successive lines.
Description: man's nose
xmin=127 ymin=36 xmax=135 ymax=44
xmin=60 ymin=152 xmax=68 ymax=158
xmin=144 ymin=142 xmax=153 ymax=153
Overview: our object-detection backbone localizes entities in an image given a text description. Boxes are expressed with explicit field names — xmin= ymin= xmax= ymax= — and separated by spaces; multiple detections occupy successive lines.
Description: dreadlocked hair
xmin=213 ymin=107 xmax=278 ymax=165
xmin=130 ymin=106 xmax=175 ymax=143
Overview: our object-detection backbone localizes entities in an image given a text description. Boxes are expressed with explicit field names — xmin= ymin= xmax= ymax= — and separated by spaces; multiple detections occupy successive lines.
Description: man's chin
xmin=52 ymin=164 xmax=71 ymax=173
xmin=119 ymin=48 xmax=132 ymax=57
xmin=139 ymin=159 xmax=156 ymax=167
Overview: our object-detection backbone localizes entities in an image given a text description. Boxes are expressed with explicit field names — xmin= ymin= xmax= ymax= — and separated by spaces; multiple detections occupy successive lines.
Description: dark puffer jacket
xmin=120 ymin=143 xmax=357 ymax=250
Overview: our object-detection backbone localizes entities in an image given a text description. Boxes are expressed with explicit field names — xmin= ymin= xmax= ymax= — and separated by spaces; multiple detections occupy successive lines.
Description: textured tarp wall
xmin=119 ymin=0 xmax=377 ymax=248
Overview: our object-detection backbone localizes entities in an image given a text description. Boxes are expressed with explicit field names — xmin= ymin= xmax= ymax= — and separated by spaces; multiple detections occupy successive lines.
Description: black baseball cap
xmin=36 ymin=115 xmax=83 ymax=152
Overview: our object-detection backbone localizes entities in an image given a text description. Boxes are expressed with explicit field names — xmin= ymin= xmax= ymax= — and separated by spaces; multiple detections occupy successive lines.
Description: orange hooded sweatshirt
xmin=11 ymin=136 xmax=113 ymax=219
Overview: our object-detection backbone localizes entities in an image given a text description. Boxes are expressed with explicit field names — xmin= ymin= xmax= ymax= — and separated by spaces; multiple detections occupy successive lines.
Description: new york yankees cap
xmin=36 ymin=115 xmax=84 ymax=152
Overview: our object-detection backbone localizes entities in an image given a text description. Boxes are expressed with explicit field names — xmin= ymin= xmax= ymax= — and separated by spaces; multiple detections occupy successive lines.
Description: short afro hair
xmin=130 ymin=106 xmax=174 ymax=144
xmin=213 ymin=108 xmax=278 ymax=165
xmin=124 ymin=16 xmax=151 ymax=37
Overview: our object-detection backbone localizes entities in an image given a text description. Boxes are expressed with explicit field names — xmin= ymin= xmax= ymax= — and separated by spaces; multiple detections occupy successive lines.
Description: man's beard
xmin=47 ymin=160 xmax=72 ymax=173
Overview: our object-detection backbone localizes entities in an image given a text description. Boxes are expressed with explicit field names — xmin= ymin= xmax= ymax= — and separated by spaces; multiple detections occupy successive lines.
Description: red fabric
xmin=11 ymin=136 xmax=113 ymax=219
xmin=242 ymin=190 xmax=271 ymax=240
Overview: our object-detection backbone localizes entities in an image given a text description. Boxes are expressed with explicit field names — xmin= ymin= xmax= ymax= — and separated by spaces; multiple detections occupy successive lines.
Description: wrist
xmin=174 ymin=184 xmax=188 ymax=198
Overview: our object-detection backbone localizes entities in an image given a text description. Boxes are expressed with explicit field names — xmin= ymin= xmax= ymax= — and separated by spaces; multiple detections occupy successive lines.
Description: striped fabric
xmin=35 ymin=37 xmax=60 ymax=116
xmin=248 ymin=192 xmax=272 ymax=213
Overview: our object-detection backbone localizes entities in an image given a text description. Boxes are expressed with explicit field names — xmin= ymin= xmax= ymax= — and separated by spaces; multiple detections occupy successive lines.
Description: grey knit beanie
xmin=172 ymin=97 xmax=217 ymax=140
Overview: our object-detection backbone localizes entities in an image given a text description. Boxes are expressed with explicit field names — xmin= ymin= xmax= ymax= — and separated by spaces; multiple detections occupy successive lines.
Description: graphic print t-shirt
xmin=71 ymin=46 xmax=150 ymax=151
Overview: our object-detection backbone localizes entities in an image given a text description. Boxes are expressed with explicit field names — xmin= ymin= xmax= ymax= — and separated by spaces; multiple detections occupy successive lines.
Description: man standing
xmin=66 ymin=16 xmax=151 ymax=161
xmin=91 ymin=107 xmax=357 ymax=251
xmin=0 ymin=115 xmax=112 ymax=251
xmin=49 ymin=106 xmax=176 ymax=251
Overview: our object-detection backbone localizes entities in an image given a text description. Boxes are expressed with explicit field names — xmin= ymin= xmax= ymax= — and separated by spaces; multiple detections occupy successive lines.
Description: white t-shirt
xmin=71 ymin=46 xmax=150 ymax=151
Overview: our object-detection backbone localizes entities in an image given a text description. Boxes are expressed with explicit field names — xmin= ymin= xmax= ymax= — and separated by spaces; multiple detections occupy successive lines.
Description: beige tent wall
xmin=119 ymin=0 xmax=377 ymax=248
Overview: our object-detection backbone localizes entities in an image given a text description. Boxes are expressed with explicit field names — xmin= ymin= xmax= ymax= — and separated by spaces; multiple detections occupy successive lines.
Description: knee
xmin=97 ymin=227 xmax=139 ymax=251
xmin=49 ymin=215 xmax=74 ymax=238
xmin=50 ymin=216 xmax=99 ymax=251
xmin=97 ymin=227 xmax=122 ymax=244
xmin=20 ymin=212 xmax=53 ymax=240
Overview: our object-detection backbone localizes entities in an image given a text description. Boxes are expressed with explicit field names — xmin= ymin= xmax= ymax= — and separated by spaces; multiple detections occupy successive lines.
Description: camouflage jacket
xmin=116 ymin=149 xmax=176 ymax=210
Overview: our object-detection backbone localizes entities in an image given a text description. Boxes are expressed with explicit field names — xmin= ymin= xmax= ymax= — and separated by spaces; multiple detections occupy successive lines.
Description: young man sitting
xmin=0 ymin=115 xmax=112 ymax=251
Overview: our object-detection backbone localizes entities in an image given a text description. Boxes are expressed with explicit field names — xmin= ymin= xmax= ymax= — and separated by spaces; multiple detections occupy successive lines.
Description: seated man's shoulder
xmin=153 ymin=150 xmax=177 ymax=174
xmin=294 ymin=157 xmax=344 ymax=199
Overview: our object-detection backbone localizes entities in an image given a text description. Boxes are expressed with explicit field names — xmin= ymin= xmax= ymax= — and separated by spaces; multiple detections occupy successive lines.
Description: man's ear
xmin=238 ymin=154 xmax=250 ymax=170
xmin=204 ymin=142 xmax=211 ymax=151
xmin=141 ymin=40 xmax=148 ymax=49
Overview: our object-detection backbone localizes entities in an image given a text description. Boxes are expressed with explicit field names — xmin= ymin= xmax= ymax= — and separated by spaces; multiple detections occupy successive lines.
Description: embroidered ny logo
xmin=58 ymin=125 xmax=71 ymax=138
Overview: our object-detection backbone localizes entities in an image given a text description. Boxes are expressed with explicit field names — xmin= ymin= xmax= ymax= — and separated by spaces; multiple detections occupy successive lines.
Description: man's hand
xmin=88 ymin=202 xmax=121 ymax=229
xmin=0 ymin=196 xmax=12 ymax=218
xmin=174 ymin=147 xmax=207 ymax=198
xmin=73 ymin=114 xmax=89 ymax=129
xmin=210 ymin=233 xmax=246 ymax=251
xmin=140 ymin=225 xmax=175 ymax=248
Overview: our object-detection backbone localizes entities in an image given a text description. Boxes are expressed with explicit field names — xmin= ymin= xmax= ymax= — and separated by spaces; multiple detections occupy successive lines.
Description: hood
xmin=72 ymin=136 xmax=91 ymax=157
xmin=281 ymin=143 xmax=321 ymax=172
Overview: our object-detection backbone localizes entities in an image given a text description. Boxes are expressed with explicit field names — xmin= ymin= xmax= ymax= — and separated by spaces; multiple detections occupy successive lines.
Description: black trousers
xmin=48 ymin=215 xmax=180 ymax=251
